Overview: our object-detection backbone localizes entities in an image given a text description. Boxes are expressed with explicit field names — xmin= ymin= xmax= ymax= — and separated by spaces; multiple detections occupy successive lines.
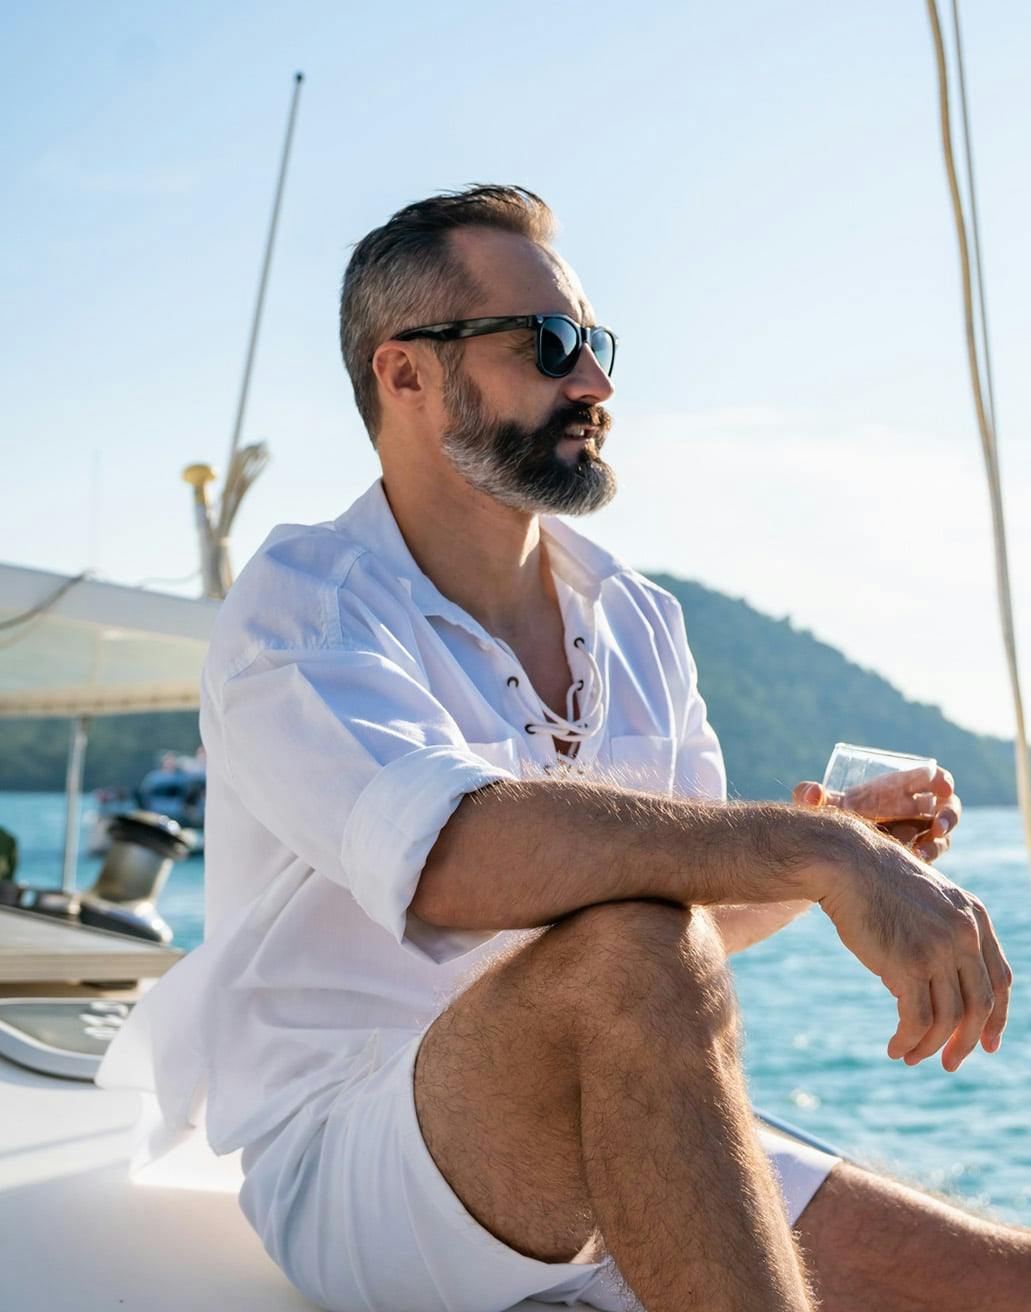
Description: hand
xmin=793 ymin=765 xmax=961 ymax=864
xmin=802 ymin=818 xmax=1012 ymax=1071
xmin=881 ymin=767 xmax=960 ymax=863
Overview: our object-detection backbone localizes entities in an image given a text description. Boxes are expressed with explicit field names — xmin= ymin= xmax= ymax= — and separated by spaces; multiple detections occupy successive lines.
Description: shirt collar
xmin=333 ymin=479 xmax=628 ymax=630
xmin=538 ymin=514 xmax=626 ymax=604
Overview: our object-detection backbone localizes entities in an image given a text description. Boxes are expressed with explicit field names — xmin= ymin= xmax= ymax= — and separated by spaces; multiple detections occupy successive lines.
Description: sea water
xmin=2 ymin=794 xmax=1029 ymax=1224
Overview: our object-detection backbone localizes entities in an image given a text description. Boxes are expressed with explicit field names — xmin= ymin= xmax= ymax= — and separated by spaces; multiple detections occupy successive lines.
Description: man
xmin=102 ymin=185 xmax=1023 ymax=1311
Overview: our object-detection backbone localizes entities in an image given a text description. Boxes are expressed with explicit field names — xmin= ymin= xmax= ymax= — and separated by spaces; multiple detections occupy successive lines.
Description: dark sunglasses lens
xmin=589 ymin=328 xmax=616 ymax=376
xmin=538 ymin=318 xmax=580 ymax=376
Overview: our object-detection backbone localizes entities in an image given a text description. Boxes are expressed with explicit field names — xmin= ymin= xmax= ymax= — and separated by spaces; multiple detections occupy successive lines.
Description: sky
xmin=2 ymin=1 xmax=1029 ymax=739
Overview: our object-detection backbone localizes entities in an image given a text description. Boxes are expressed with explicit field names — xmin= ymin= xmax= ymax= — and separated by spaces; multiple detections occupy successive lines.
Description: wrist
xmin=766 ymin=804 xmax=870 ymax=903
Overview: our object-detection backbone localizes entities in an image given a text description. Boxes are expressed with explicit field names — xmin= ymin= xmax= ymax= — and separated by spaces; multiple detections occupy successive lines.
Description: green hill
xmin=655 ymin=573 xmax=1015 ymax=805
xmin=0 ymin=573 xmax=1017 ymax=804
xmin=0 ymin=710 xmax=204 ymax=795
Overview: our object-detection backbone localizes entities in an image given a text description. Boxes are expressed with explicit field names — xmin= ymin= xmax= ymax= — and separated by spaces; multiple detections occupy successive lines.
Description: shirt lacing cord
xmin=522 ymin=636 xmax=604 ymax=748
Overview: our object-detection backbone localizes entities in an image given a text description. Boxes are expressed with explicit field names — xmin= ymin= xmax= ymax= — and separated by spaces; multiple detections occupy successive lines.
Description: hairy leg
xmin=794 ymin=1159 xmax=1031 ymax=1311
xmin=415 ymin=900 xmax=816 ymax=1312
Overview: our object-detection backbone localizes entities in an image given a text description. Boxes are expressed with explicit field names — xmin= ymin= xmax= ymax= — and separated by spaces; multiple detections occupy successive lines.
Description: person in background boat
xmin=99 ymin=185 xmax=1024 ymax=1312
xmin=89 ymin=747 xmax=207 ymax=858
xmin=135 ymin=748 xmax=206 ymax=832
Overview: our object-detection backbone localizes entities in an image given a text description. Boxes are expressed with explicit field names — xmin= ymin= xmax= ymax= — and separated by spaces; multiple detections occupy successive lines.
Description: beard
xmin=439 ymin=366 xmax=617 ymax=516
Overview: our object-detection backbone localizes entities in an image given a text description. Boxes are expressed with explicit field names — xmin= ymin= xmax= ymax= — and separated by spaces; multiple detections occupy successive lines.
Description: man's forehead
xmin=451 ymin=226 xmax=593 ymax=322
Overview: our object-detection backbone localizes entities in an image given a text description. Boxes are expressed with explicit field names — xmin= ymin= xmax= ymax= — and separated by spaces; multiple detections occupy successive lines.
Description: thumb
xmin=793 ymin=781 xmax=825 ymax=807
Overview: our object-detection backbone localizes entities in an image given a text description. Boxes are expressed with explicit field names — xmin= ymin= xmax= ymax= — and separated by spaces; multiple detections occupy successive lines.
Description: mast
xmin=184 ymin=72 xmax=304 ymax=600
xmin=221 ymin=71 xmax=305 ymax=504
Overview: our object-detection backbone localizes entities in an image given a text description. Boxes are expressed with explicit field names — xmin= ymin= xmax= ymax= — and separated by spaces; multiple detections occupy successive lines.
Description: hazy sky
xmin=3 ymin=1 xmax=1029 ymax=739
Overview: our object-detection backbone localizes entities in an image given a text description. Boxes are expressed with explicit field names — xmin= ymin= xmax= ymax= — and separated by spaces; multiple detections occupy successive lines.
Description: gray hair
xmin=339 ymin=185 xmax=556 ymax=444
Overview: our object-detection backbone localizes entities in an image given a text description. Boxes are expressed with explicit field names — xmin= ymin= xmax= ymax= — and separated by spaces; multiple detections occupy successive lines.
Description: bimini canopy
xmin=0 ymin=564 xmax=219 ymax=719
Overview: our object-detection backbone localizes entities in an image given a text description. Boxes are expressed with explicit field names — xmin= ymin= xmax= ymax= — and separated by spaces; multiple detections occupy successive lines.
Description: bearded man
xmin=104 ymin=185 xmax=1024 ymax=1312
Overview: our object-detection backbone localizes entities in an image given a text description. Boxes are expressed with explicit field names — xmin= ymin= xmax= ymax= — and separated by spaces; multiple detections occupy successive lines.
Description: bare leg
xmin=794 ymin=1160 xmax=1031 ymax=1311
xmin=415 ymin=900 xmax=816 ymax=1311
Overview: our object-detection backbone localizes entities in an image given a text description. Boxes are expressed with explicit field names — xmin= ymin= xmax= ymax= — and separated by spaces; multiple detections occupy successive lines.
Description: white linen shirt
xmin=97 ymin=478 xmax=725 ymax=1155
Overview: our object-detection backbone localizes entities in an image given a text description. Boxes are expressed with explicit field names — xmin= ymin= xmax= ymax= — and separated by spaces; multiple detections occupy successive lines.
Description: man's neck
xmin=380 ymin=470 xmax=558 ymax=643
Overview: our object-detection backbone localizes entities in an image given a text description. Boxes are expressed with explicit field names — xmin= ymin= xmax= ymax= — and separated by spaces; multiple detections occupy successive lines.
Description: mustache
xmin=539 ymin=403 xmax=613 ymax=445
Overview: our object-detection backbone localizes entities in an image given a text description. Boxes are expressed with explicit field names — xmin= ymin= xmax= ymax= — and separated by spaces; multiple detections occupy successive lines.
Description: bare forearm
xmin=414 ymin=777 xmax=848 ymax=931
xmin=709 ymin=899 xmax=814 ymax=955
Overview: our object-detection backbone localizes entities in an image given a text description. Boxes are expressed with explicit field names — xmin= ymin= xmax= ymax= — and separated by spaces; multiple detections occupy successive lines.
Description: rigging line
xmin=950 ymin=0 xmax=999 ymax=443
xmin=0 ymin=571 xmax=94 ymax=632
xmin=925 ymin=0 xmax=1031 ymax=874
xmin=222 ymin=71 xmax=304 ymax=497
xmin=925 ymin=3 xmax=997 ymax=491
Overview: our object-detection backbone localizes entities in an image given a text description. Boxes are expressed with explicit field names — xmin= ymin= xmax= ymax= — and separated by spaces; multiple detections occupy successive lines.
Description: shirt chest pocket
xmin=606 ymin=734 xmax=677 ymax=795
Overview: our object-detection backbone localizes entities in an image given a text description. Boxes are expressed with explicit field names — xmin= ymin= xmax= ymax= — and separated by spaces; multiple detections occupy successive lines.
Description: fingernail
xmin=936 ymin=815 xmax=952 ymax=834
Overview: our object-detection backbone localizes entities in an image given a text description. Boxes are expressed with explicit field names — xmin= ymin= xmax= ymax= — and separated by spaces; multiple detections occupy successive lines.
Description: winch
xmin=1 ymin=810 xmax=189 ymax=944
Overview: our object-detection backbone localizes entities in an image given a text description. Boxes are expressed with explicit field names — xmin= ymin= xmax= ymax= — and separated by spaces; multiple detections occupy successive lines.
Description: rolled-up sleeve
xmin=217 ymin=643 xmax=516 ymax=963
xmin=342 ymin=744 xmax=513 ymax=961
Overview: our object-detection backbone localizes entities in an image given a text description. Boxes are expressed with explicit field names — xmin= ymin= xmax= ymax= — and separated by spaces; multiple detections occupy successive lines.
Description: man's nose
xmin=562 ymin=344 xmax=615 ymax=405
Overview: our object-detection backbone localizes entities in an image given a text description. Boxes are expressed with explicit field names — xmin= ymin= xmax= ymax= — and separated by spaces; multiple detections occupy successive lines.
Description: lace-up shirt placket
xmin=488 ymin=592 xmax=604 ymax=772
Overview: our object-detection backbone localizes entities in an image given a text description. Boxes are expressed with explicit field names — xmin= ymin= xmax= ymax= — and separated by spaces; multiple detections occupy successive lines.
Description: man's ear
xmin=372 ymin=341 xmax=427 ymax=411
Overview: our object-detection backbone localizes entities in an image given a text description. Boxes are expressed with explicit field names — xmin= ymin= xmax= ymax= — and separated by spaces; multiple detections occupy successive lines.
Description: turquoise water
xmin=3 ymin=792 xmax=1029 ymax=1224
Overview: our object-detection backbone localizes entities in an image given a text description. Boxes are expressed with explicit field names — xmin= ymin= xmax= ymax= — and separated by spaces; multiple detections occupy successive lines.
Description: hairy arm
xmin=414 ymin=775 xmax=1012 ymax=1073
xmin=414 ymin=776 xmax=846 ymax=929
xmin=707 ymin=900 xmax=814 ymax=955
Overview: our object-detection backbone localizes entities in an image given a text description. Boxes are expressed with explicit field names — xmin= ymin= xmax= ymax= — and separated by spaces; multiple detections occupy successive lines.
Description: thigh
xmin=413 ymin=897 xmax=726 ymax=1265
xmin=793 ymin=1159 xmax=1031 ymax=1311
xmin=414 ymin=921 xmax=598 ymax=1266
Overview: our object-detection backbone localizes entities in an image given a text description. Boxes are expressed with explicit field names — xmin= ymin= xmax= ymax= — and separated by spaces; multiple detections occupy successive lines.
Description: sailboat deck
xmin=0 ymin=1045 xmax=570 ymax=1311
xmin=0 ymin=905 xmax=181 ymax=983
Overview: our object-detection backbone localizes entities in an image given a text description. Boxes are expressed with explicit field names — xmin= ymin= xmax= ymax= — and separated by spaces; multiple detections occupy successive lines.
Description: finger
xmin=972 ymin=905 xmax=1013 ymax=1052
xmin=903 ymin=974 xmax=965 ymax=1065
xmin=893 ymin=764 xmax=939 ymax=791
xmin=888 ymin=978 xmax=934 ymax=1060
xmin=872 ymin=791 xmax=937 ymax=822
xmin=792 ymin=781 xmax=825 ymax=806
xmin=843 ymin=782 xmax=937 ymax=821
xmin=930 ymin=798 xmax=961 ymax=846
xmin=929 ymin=767 xmax=956 ymax=803
xmin=942 ymin=957 xmax=995 ymax=1071
xmin=914 ymin=833 xmax=952 ymax=863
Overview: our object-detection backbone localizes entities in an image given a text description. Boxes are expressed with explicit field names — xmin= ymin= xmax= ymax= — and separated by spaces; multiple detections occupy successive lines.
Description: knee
xmin=546 ymin=900 xmax=737 ymax=1042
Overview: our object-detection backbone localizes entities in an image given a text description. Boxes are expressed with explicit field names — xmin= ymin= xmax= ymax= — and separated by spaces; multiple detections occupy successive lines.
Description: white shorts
xmin=239 ymin=1029 xmax=841 ymax=1312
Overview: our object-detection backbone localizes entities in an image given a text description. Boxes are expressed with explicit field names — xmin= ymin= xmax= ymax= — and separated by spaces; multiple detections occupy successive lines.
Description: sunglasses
xmin=393 ymin=314 xmax=617 ymax=379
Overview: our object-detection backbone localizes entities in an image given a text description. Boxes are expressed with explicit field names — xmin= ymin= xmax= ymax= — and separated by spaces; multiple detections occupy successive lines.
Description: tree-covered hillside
xmin=655 ymin=574 xmax=1015 ymax=805
xmin=0 ymin=710 xmax=203 ymax=794
xmin=0 ymin=573 xmax=1017 ymax=804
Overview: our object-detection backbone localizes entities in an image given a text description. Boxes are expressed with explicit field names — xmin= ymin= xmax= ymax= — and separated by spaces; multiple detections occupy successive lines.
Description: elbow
xmin=412 ymin=804 xmax=467 ymax=927
xmin=409 ymin=859 xmax=456 ymax=929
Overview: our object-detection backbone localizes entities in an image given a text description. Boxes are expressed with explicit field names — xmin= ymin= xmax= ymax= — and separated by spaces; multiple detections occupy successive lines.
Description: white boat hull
xmin=0 ymin=1031 xmax=843 ymax=1312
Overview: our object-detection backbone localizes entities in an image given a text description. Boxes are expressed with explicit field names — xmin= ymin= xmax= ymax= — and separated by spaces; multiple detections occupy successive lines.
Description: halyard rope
xmin=925 ymin=0 xmax=1031 ymax=876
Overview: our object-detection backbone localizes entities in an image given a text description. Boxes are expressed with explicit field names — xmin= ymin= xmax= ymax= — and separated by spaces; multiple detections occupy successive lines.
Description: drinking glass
xmin=821 ymin=742 xmax=938 ymax=825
